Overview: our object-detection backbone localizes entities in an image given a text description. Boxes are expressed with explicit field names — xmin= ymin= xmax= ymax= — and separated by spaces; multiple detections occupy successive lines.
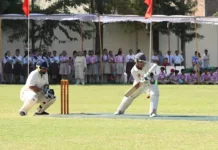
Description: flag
xmin=22 ymin=0 xmax=30 ymax=17
xmin=144 ymin=0 xmax=153 ymax=19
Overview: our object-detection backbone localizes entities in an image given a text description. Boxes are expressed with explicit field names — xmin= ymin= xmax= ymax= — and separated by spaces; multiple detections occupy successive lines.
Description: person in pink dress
xmin=59 ymin=51 xmax=69 ymax=79
xmin=185 ymin=70 xmax=198 ymax=84
xmin=115 ymin=49 xmax=124 ymax=83
xmin=102 ymin=49 xmax=111 ymax=83
xmin=178 ymin=69 xmax=187 ymax=84
xmin=88 ymin=50 xmax=98 ymax=84
xmin=108 ymin=51 xmax=115 ymax=83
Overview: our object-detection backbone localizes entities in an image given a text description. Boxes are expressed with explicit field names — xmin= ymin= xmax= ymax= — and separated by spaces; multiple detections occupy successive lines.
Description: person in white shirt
xmin=13 ymin=49 xmax=23 ymax=84
xmin=74 ymin=51 xmax=87 ymax=85
xmin=151 ymin=51 xmax=159 ymax=64
xmin=114 ymin=53 xmax=159 ymax=117
xmin=19 ymin=60 xmax=56 ymax=116
xmin=173 ymin=50 xmax=184 ymax=66
xmin=164 ymin=51 xmax=174 ymax=66
xmin=203 ymin=49 xmax=210 ymax=68
xmin=125 ymin=49 xmax=135 ymax=83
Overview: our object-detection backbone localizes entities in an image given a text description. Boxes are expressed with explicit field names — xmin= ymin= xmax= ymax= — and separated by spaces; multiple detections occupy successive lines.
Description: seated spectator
xmin=166 ymin=69 xmax=175 ymax=84
xmin=179 ymin=69 xmax=187 ymax=84
xmin=208 ymin=69 xmax=216 ymax=84
xmin=158 ymin=67 xmax=167 ymax=84
xmin=213 ymin=67 xmax=218 ymax=84
xmin=201 ymin=68 xmax=210 ymax=84
xmin=186 ymin=70 xmax=198 ymax=84
xmin=171 ymin=70 xmax=180 ymax=84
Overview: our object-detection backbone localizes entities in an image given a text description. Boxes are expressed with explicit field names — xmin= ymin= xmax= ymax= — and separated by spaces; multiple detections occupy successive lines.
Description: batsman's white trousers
xmin=19 ymin=90 xmax=56 ymax=114
xmin=116 ymin=84 xmax=159 ymax=114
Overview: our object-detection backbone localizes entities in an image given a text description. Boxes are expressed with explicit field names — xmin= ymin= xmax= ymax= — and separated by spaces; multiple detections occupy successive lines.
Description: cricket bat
xmin=124 ymin=63 xmax=157 ymax=97
xmin=124 ymin=82 xmax=145 ymax=97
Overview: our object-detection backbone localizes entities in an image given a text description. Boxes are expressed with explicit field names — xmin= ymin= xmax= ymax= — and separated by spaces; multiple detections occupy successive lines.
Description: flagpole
xmin=27 ymin=15 xmax=30 ymax=75
xmin=194 ymin=17 xmax=200 ymax=84
xmin=22 ymin=0 xmax=30 ymax=75
xmin=0 ymin=17 xmax=3 ymax=82
xmin=80 ymin=21 xmax=84 ymax=51
xmin=98 ymin=15 xmax=103 ymax=83
xmin=149 ymin=22 xmax=153 ymax=62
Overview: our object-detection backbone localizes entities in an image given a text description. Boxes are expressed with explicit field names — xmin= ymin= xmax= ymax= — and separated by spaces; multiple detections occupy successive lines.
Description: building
xmin=195 ymin=0 xmax=218 ymax=16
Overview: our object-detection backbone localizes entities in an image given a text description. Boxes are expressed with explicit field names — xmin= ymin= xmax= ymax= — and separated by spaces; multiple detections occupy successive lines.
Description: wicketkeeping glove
xmin=41 ymin=84 xmax=49 ymax=94
xmin=45 ymin=89 xmax=56 ymax=99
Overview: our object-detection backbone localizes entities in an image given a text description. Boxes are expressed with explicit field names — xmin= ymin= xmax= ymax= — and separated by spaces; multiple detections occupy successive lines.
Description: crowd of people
xmin=157 ymin=67 xmax=218 ymax=84
xmin=0 ymin=47 xmax=216 ymax=85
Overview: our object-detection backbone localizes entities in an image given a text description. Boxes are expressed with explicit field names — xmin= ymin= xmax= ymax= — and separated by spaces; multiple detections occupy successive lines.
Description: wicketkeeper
xmin=114 ymin=53 xmax=159 ymax=117
xmin=19 ymin=60 xmax=56 ymax=116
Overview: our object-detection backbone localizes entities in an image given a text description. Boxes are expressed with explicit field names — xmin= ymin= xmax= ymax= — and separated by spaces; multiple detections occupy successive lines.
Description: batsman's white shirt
xmin=131 ymin=62 xmax=154 ymax=85
xmin=20 ymin=70 xmax=49 ymax=95
xmin=131 ymin=62 xmax=159 ymax=95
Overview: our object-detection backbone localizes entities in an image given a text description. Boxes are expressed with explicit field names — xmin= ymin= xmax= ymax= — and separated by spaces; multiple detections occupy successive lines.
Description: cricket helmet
xmin=36 ymin=60 xmax=49 ymax=69
xmin=135 ymin=53 xmax=146 ymax=62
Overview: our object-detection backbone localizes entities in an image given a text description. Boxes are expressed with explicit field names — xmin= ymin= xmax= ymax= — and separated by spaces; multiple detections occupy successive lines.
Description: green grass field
xmin=1 ymin=85 xmax=218 ymax=150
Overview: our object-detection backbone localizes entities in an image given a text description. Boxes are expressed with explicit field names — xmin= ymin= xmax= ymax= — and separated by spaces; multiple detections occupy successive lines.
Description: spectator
xmin=203 ymin=49 xmax=210 ymax=68
xmin=164 ymin=51 xmax=174 ymax=66
xmin=173 ymin=50 xmax=184 ymax=66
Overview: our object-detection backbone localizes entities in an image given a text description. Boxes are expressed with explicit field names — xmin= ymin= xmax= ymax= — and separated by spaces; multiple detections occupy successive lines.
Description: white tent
xmin=1 ymin=13 xmax=218 ymax=24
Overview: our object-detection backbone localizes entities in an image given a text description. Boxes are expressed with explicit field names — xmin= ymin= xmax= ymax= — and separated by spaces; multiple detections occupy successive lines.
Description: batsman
xmin=19 ymin=60 xmax=56 ymax=116
xmin=114 ymin=53 xmax=159 ymax=117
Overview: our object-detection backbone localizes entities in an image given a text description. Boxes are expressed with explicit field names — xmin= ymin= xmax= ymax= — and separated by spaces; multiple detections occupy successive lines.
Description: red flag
xmin=144 ymin=0 xmax=153 ymax=19
xmin=22 ymin=0 xmax=30 ymax=17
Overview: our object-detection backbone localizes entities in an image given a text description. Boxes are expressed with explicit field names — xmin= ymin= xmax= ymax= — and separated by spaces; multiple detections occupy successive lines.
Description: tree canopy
xmin=1 ymin=0 xmax=92 ymax=51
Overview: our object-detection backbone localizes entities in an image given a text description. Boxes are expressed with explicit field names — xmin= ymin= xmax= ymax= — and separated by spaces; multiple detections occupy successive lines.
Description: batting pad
xmin=36 ymin=98 xmax=56 ymax=113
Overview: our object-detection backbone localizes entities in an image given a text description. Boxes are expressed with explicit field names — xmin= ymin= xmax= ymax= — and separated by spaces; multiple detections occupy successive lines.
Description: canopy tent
xmin=1 ymin=13 xmax=218 ymax=24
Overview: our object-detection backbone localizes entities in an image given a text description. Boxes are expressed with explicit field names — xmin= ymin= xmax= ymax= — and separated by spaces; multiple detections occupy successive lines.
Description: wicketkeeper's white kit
xmin=19 ymin=87 xmax=56 ymax=115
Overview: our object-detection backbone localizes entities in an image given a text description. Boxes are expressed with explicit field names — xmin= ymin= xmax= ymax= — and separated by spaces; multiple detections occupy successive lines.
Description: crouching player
xmin=114 ymin=53 xmax=159 ymax=117
xmin=19 ymin=60 xmax=56 ymax=116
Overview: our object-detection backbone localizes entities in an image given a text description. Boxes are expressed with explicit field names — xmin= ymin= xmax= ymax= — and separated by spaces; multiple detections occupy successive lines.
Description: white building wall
xmin=1 ymin=23 xmax=150 ymax=57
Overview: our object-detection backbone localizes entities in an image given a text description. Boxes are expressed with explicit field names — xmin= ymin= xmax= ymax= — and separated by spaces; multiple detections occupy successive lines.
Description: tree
xmin=0 ymin=0 xmax=23 ymax=14
xmin=213 ymin=12 xmax=218 ymax=16
xmin=1 ymin=0 xmax=93 ymax=51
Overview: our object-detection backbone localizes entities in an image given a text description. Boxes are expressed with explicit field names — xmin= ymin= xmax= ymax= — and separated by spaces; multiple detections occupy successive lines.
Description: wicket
xmin=61 ymin=80 xmax=69 ymax=114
